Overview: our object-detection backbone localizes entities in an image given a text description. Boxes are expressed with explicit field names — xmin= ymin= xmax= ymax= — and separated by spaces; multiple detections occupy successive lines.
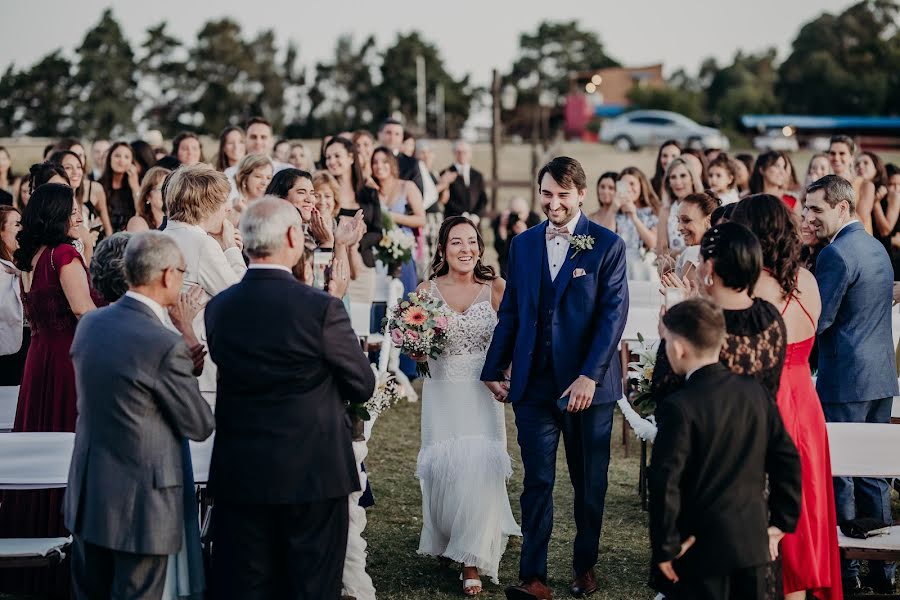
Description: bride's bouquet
xmin=386 ymin=290 xmax=450 ymax=378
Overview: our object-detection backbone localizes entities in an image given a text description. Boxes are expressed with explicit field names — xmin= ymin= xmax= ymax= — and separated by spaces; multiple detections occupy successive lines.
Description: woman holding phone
xmin=614 ymin=166 xmax=660 ymax=281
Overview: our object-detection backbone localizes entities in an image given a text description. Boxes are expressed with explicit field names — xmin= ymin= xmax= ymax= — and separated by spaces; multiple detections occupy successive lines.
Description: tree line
xmin=0 ymin=1 xmax=896 ymax=141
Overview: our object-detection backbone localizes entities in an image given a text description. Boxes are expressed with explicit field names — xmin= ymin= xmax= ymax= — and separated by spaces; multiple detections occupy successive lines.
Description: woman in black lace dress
xmin=652 ymin=221 xmax=787 ymax=400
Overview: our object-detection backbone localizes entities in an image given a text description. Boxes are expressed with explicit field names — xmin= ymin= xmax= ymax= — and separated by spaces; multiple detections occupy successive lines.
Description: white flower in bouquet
xmin=627 ymin=333 xmax=658 ymax=415
xmin=366 ymin=368 xmax=407 ymax=417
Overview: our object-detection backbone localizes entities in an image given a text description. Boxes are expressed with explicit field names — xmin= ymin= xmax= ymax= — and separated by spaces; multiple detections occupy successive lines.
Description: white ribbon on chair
xmin=616 ymin=396 xmax=658 ymax=443
xmin=382 ymin=277 xmax=418 ymax=402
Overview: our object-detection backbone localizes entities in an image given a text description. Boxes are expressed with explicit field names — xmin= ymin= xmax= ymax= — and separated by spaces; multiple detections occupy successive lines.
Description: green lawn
xmin=365 ymin=390 xmax=653 ymax=599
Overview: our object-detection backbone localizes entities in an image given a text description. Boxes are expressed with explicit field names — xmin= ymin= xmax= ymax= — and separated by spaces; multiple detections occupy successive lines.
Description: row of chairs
xmin=0 ymin=432 xmax=213 ymax=569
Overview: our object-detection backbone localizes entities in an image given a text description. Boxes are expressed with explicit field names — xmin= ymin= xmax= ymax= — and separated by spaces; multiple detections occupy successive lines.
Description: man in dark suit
xmin=378 ymin=118 xmax=424 ymax=194
xmin=806 ymin=174 xmax=900 ymax=591
xmin=205 ymin=197 xmax=375 ymax=599
xmin=482 ymin=157 xmax=628 ymax=599
xmin=66 ymin=231 xmax=215 ymax=599
xmin=441 ymin=140 xmax=489 ymax=220
xmin=649 ymin=298 xmax=802 ymax=600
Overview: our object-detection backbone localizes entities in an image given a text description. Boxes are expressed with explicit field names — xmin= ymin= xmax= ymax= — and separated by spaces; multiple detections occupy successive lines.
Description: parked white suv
xmin=599 ymin=110 xmax=730 ymax=152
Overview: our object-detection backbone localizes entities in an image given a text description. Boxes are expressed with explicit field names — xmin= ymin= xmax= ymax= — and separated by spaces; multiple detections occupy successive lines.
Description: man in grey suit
xmin=806 ymin=174 xmax=900 ymax=591
xmin=65 ymin=231 xmax=215 ymax=599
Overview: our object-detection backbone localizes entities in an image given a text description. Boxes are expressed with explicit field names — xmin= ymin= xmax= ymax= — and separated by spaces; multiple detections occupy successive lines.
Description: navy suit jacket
xmin=480 ymin=214 xmax=629 ymax=404
xmin=816 ymin=221 xmax=898 ymax=404
xmin=205 ymin=268 xmax=375 ymax=503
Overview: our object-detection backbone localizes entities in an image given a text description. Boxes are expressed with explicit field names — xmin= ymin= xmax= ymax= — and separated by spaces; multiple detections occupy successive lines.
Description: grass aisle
xmin=364 ymin=393 xmax=652 ymax=599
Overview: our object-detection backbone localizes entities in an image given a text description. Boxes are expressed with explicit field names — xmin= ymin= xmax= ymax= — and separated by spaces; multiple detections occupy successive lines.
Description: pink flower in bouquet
xmin=406 ymin=330 xmax=419 ymax=341
xmin=390 ymin=328 xmax=404 ymax=344
xmin=402 ymin=306 xmax=428 ymax=326
xmin=434 ymin=315 xmax=449 ymax=330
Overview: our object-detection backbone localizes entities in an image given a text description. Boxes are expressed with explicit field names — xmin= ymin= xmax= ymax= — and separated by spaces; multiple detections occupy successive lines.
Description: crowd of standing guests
xmin=0 ymin=122 xmax=899 ymax=599
xmin=0 ymin=115 xmax=496 ymax=599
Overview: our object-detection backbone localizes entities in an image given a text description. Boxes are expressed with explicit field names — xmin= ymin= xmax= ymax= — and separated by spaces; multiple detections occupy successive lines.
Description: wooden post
xmin=490 ymin=69 xmax=501 ymax=213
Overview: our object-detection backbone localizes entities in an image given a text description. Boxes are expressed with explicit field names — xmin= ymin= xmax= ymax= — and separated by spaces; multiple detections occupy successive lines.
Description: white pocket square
xmin=573 ymin=268 xmax=586 ymax=278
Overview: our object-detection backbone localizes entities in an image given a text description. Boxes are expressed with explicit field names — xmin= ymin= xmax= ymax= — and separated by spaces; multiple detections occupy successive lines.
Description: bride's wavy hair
xmin=430 ymin=216 xmax=496 ymax=282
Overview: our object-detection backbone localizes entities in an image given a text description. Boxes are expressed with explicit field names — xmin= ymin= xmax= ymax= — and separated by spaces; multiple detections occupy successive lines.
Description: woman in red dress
xmin=0 ymin=181 xmax=105 ymax=598
xmin=733 ymin=194 xmax=843 ymax=600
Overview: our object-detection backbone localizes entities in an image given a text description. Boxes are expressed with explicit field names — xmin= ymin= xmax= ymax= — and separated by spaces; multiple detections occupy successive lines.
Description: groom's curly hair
xmin=537 ymin=157 xmax=586 ymax=192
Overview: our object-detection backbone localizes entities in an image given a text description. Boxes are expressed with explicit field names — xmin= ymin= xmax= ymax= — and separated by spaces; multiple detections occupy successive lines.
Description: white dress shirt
xmin=419 ymin=161 xmax=438 ymax=209
xmin=830 ymin=218 xmax=860 ymax=243
xmin=124 ymin=291 xmax=168 ymax=325
xmin=0 ymin=258 xmax=23 ymax=355
xmin=546 ymin=212 xmax=582 ymax=281
xmin=454 ymin=163 xmax=470 ymax=187
xmin=247 ymin=263 xmax=292 ymax=274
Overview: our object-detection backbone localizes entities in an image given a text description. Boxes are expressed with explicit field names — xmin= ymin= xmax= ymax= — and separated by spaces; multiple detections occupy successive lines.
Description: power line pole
xmin=416 ymin=55 xmax=426 ymax=132
xmin=491 ymin=69 xmax=501 ymax=213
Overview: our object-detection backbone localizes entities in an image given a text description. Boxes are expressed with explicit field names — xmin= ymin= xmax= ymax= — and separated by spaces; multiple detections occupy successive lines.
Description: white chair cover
xmin=837 ymin=526 xmax=900 ymax=550
xmin=628 ymin=281 xmax=662 ymax=309
xmin=0 ymin=432 xmax=214 ymax=488
xmin=0 ymin=386 xmax=18 ymax=431
xmin=827 ymin=423 xmax=900 ymax=477
xmin=0 ymin=537 xmax=72 ymax=559
xmin=188 ymin=435 xmax=214 ymax=484
xmin=0 ymin=432 xmax=74 ymax=489
xmin=622 ymin=307 xmax=660 ymax=343
xmin=349 ymin=302 xmax=373 ymax=338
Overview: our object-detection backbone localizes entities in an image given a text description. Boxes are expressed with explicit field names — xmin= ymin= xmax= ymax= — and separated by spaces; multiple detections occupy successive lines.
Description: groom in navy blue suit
xmin=482 ymin=157 xmax=629 ymax=599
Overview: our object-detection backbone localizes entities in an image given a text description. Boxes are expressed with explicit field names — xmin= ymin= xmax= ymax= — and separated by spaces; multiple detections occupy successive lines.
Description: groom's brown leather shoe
xmin=569 ymin=568 xmax=598 ymax=597
xmin=505 ymin=577 xmax=553 ymax=600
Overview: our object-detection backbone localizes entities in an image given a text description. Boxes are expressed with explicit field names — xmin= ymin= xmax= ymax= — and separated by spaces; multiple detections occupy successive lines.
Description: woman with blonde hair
xmin=233 ymin=154 xmax=273 ymax=221
xmin=126 ymin=166 xmax=171 ymax=232
xmin=657 ymin=156 xmax=703 ymax=258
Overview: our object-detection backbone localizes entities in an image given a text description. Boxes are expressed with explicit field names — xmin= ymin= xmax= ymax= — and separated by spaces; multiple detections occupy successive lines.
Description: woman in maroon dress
xmin=733 ymin=194 xmax=843 ymax=600
xmin=0 ymin=182 xmax=105 ymax=598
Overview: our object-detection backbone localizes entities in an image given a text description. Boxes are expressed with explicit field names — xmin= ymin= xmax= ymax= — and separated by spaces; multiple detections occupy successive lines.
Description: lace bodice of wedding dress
xmin=427 ymin=281 xmax=496 ymax=382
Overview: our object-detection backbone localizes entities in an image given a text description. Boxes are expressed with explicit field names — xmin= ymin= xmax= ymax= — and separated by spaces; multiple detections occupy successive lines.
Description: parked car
xmin=753 ymin=129 xmax=800 ymax=152
xmin=599 ymin=110 xmax=730 ymax=152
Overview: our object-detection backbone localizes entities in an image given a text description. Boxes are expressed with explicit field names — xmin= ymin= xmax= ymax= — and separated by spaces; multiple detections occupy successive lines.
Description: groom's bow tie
xmin=546 ymin=226 xmax=572 ymax=241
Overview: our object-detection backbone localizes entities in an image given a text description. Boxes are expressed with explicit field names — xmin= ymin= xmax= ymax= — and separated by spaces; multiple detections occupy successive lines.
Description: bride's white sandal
xmin=460 ymin=568 xmax=483 ymax=596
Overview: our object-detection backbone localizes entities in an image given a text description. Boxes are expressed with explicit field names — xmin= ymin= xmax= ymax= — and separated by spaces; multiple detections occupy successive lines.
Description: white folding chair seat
xmin=0 ymin=385 xmax=18 ymax=431
xmin=826 ymin=422 xmax=900 ymax=562
xmin=0 ymin=432 xmax=74 ymax=568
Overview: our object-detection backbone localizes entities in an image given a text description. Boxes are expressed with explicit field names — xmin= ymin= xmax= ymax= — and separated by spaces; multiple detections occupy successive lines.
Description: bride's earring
xmin=703 ymin=273 xmax=713 ymax=286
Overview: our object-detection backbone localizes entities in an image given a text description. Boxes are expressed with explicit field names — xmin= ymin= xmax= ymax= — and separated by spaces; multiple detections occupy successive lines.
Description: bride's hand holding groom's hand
xmin=561 ymin=376 xmax=596 ymax=412
xmin=485 ymin=380 xmax=510 ymax=403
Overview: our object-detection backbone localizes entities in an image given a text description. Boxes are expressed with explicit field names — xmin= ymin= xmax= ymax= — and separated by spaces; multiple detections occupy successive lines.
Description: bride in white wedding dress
xmin=413 ymin=216 xmax=521 ymax=596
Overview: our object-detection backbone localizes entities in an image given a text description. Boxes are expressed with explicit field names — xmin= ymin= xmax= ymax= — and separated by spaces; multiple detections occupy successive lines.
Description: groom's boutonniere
xmin=569 ymin=234 xmax=595 ymax=258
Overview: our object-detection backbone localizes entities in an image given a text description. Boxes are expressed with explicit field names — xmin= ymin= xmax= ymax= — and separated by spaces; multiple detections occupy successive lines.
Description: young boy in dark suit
xmin=648 ymin=298 xmax=802 ymax=599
